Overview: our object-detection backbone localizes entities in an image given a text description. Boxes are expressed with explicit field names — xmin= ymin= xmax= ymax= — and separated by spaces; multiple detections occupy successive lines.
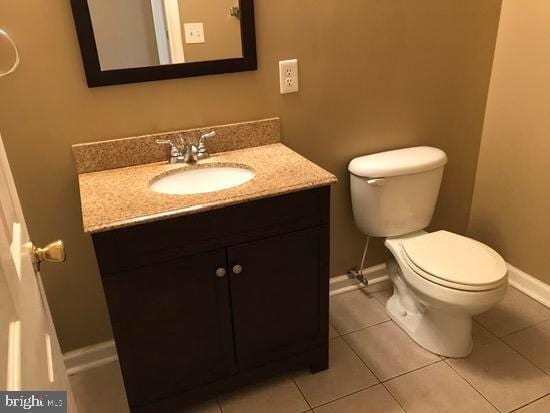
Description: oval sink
xmin=150 ymin=164 xmax=255 ymax=195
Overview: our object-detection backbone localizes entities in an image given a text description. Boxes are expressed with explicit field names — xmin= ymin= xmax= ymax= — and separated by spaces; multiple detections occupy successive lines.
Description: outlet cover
xmin=184 ymin=23 xmax=205 ymax=44
xmin=279 ymin=59 xmax=299 ymax=94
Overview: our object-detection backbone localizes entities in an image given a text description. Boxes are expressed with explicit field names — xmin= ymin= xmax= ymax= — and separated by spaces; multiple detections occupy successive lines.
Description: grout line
xmin=509 ymin=392 xmax=550 ymax=412
xmin=294 ymin=332 xmax=382 ymax=409
xmin=216 ymin=398 xmax=224 ymax=413
xmin=336 ymin=331 xmax=382 ymax=382
xmin=305 ymin=342 xmax=550 ymax=413
xmin=328 ymin=323 xmax=341 ymax=340
xmin=290 ymin=375 xmax=313 ymax=411
xmin=306 ymin=382 xmax=380 ymax=410
xmin=338 ymin=322 xmax=440 ymax=383
xmin=472 ymin=319 xmax=499 ymax=341
xmin=380 ymin=359 xmax=443 ymax=384
xmin=334 ymin=318 xmax=393 ymax=338
xmin=381 ymin=381 xmax=408 ymax=412
xmin=475 ymin=286 xmax=550 ymax=340
xmin=339 ymin=319 xmax=442 ymax=384
xmin=496 ymin=334 xmax=550 ymax=378
xmin=442 ymin=358 xmax=503 ymax=413
xmin=496 ymin=317 xmax=550 ymax=340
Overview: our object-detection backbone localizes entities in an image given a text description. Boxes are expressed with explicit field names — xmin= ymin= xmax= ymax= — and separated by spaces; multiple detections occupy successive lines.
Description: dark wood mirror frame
xmin=70 ymin=0 xmax=256 ymax=87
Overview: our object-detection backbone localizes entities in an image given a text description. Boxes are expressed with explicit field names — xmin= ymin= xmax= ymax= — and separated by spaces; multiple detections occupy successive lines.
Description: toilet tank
xmin=349 ymin=147 xmax=448 ymax=237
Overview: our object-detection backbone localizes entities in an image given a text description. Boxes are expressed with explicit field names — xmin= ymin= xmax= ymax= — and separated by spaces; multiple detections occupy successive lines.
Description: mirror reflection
xmin=87 ymin=0 xmax=244 ymax=71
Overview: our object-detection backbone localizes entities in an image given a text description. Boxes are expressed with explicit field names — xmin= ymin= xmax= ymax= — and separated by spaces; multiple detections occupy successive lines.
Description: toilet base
xmin=386 ymin=292 xmax=474 ymax=358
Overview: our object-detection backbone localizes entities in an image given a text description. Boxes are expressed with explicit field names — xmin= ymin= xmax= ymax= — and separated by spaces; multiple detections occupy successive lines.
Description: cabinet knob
xmin=232 ymin=264 xmax=243 ymax=275
xmin=216 ymin=267 xmax=227 ymax=278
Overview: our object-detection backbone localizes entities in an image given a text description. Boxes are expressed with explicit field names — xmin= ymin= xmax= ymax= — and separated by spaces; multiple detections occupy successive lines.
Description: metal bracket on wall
xmin=229 ymin=6 xmax=241 ymax=18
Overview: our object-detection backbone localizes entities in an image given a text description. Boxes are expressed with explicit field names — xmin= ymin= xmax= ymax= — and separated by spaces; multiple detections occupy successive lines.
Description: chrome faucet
xmin=196 ymin=131 xmax=216 ymax=160
xmin=157 ymin=131 xmax=217 ymax=164
xmin=156 ymin=137 xmax=184 ymax=164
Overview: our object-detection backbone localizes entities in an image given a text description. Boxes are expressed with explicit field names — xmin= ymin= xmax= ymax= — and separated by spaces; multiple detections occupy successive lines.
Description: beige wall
xmin=179 ymin=0 xmax=242 ymax=62
xmin=0 ymin=0 xmax=501 ymax=351
xmin=468 ymin=0 xmax=550 ymax=283
xmin=88 ymin=0 xmax=159 ymax=70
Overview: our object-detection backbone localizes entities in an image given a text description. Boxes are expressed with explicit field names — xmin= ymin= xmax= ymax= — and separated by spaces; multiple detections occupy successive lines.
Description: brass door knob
xmin=32 ymin=240 xmax=66 ymax=267
xmin=232 ymin=264 xmax=243 ymax=275
xmin=215 ymin=267 xmax=227 ymax=278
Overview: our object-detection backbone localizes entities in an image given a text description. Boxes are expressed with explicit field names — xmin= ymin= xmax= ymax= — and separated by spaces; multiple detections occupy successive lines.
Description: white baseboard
xmin=330 ymin=263 xmax=390 ymax=296
xmin=329 ymin=262 xmax=550 ymax=308
xmin=507 ymin=263 xmax=550 ymax=308
xmin=64 ymin=340 xmax=117 ymax=376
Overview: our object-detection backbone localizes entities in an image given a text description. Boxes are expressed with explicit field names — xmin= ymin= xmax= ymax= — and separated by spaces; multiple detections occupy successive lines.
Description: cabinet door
xmin=102 ymin=249 xmax=235 ymax=407
xmin=228 ymin=227 xmax=328 ymax=369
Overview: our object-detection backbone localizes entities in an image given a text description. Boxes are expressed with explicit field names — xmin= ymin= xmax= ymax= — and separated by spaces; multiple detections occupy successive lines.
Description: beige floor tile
xmin=385 ymin=362 xmax=496 ymax=413
xmin=345 ymin=321 xmax=440 ymax=381
xmin=446 ymin=340 xmax=550 ymax=412
xmin=328 ymin=324 xmax=339 ymax=339
xmin=330 ymin=290 xmax=390 ymax=335
xmin=472 ymin=320 xmax=498 ymax=345
xmin=184 ymin=400 xmax=222 ymax=413
xmin=219 ymin=375 xmax=309 ymax=413
xmin=373 ymin=289 xmax=393 ymax=306
xmin=70 ymin=362 xmax=129 ymax=413
xmin=503 ymin=320 xmax=550 ymax=374
xmin=70 ymin=361 xmax=221 ymax=413
xmin=293 ymin=337 xmax=378 ymax=407
xmin=475 ymin=287 xmax=550 ymax=337
xmin=515 ymin=394 xmax=550 ymax=413
xmin=314 ymin=384 xmax=403 ymax=413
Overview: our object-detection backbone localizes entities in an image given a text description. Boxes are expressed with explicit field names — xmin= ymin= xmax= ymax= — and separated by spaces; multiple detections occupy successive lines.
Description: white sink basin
xmin=150 ymin=164 xmax=255 ymax=195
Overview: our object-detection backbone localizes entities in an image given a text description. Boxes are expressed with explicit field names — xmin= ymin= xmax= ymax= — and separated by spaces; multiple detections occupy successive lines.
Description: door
xmin=0 ymin=134 xmax=76 ymax=410
xmin=102 ymin=249 xmax=235 ymax=407
xmin=228 ymin=227 xmax=324 ymax=369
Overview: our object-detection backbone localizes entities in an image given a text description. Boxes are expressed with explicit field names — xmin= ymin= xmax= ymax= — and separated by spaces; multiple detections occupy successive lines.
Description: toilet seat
xmin=401 ymin=231 xmax=507 ymax=291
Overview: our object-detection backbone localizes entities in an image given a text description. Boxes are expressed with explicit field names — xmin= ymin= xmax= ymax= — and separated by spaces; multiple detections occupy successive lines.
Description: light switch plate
xmin=184 ymin=23 xmax=205 ymax=44
xmin=279 ymin=59 xmax=299 ymax=94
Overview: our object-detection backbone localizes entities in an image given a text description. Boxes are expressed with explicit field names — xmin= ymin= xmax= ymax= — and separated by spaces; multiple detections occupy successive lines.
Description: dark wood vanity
xmin=91 ymin=186 xmax=330 ymax=412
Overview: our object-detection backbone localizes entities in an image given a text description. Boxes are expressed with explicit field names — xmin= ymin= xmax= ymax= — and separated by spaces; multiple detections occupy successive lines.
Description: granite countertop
xmin=78 ymin=143 xmax=337 ymax=233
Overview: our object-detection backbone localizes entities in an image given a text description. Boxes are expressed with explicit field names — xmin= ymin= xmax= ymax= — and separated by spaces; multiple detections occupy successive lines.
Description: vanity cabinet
xmin=228 ymin=227 xmax=325 ymax=370
xmin=91 ymin=186 xmax=330 ymax=413
xmin=101 ymin=249 xmax=236 ymax=407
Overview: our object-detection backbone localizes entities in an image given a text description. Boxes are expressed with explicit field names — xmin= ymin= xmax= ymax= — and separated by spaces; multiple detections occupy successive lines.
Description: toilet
xmin=349 ymin=146 xmax=508 ymax=357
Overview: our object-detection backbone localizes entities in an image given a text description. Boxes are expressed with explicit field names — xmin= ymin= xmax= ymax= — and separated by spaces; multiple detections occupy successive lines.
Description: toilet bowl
xmin=385 ymin=230 xmax=507 ymax=357
xmin=348 ymin=146 xmax=508 ymax=357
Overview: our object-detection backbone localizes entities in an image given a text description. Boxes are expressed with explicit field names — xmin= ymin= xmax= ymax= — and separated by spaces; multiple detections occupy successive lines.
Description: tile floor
xmin=70 ymin=285 xmax=550 ymax=413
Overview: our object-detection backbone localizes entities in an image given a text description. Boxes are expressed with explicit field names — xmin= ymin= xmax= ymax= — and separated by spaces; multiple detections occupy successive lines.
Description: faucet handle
xmin=198 ymin=131 xmax=217 ymax=144
xmin=156 ymin=138 xmax=175 ymax=147
xmin=196 ymin=131 xmax=216 ymax=160
xmin=156 ymin=139 xmax=182 ymax=165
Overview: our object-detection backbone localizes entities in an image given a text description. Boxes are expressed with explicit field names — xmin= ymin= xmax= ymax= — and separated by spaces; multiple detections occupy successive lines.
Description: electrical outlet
xmin=184 ymin=23 xmax=205 ymax=44
xmin=279 ymin=59 xmax=299 ymax=94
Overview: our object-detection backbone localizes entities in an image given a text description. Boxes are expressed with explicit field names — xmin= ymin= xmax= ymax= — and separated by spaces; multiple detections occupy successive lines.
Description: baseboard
xmin=63 ymin=340 xmax=117 ymax=376
xmin=330 ymin=263 xmax=390 ymax=296
xmin=507 ymin=263 xmax=550 ymax=308
xmin=329 ymin=262 xmax=550 ymax=308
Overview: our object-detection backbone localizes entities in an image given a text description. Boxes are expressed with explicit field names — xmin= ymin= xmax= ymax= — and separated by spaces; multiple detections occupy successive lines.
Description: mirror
xmin=70 ymin=0 xmax=256 ymax=87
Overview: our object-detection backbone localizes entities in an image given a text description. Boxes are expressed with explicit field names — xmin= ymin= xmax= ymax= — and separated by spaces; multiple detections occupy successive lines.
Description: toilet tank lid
xmin=348 ymin=146 xmax=448 ymax=178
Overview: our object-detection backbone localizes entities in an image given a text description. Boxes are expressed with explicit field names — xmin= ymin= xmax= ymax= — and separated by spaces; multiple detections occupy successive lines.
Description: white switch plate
xmin=279 ymin=59 xmax=299 ymax=94
xmin=184 ymin=23 xmax=205 ymax=44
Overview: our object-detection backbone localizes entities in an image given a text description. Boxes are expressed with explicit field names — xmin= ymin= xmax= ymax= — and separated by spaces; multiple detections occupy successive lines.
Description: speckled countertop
xmin=78 ymin=143 xmax=337 ymax=233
